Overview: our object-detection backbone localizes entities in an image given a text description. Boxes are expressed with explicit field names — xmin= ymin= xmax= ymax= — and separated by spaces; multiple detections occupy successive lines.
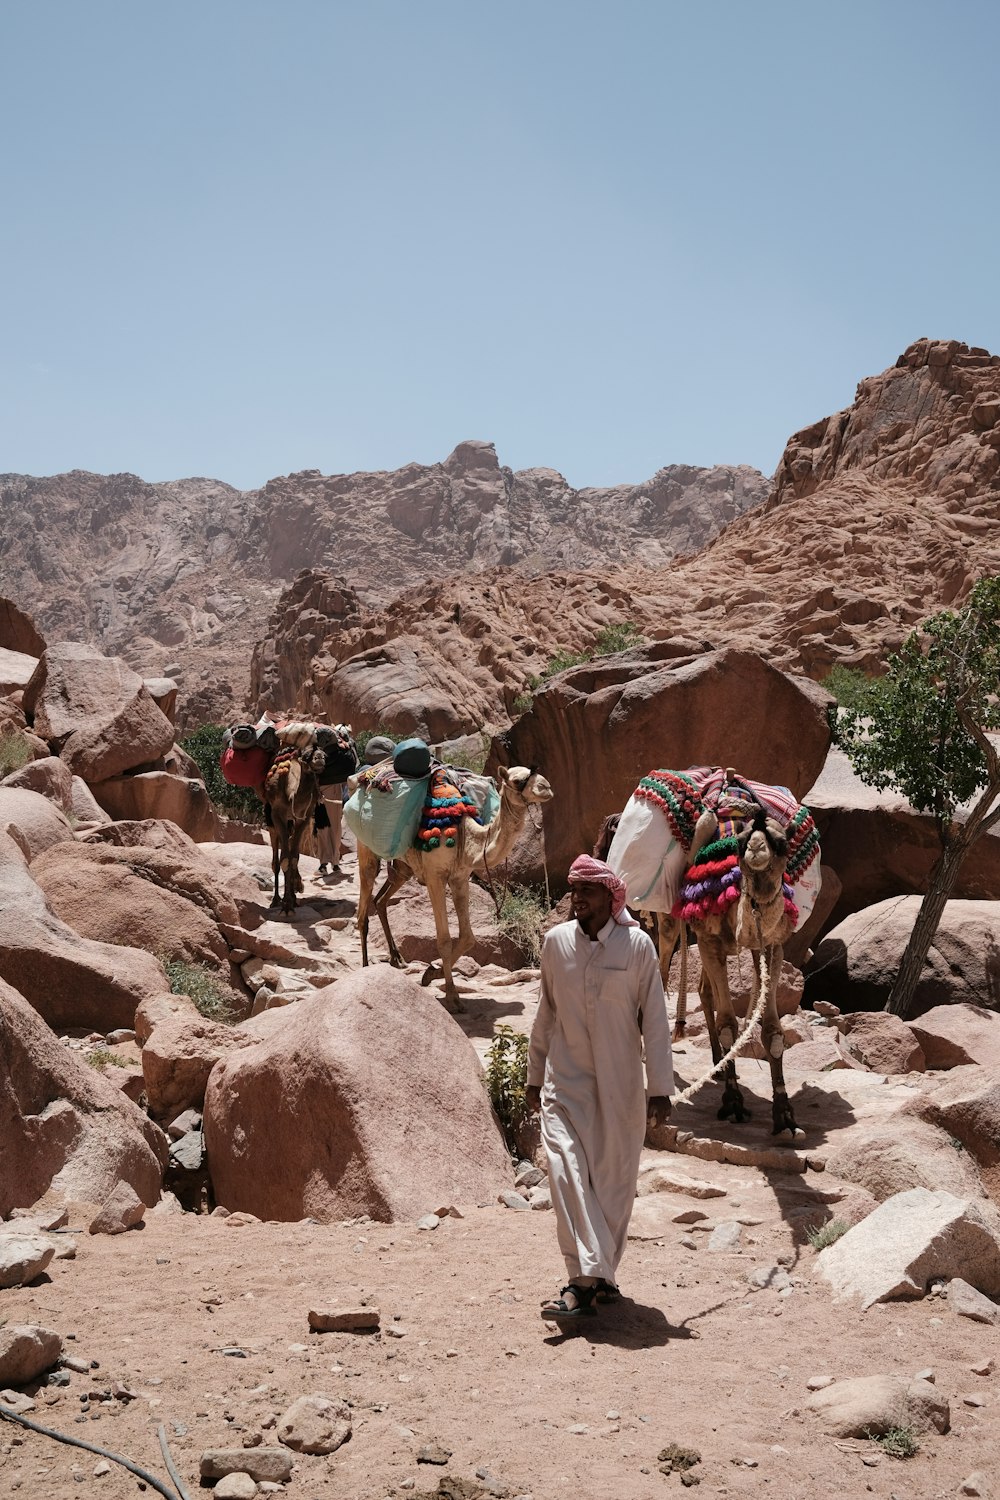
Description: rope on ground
xmin=670 ymin=948 xmax=771 ymax=1107
xmin=158 ymin=1421 xmax=194 ymax=1500
xmin=0 ymin=1401 xmax=182 ymax=1500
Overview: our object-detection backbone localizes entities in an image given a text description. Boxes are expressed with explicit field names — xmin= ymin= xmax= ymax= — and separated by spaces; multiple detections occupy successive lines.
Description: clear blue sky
xmin=3 ymin=2 xmax=999 ymax=491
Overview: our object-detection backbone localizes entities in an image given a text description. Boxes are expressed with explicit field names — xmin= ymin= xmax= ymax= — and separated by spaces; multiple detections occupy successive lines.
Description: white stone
xmin=498 ymin=1191 xmax=531 ymax=1211
xmin=215 ymin=1476 xmax=258 ymax=1499
xmin=0 ymin=1232 xmax=56 ymax=1289
xmin=960 ymin=1472 xmax=987 ymax=1496
xmin=816 ymin=1189 xmax=1000 ymax=1310
xmin=806 ymin=1376 xmax=834 ymax=1392
xmin=806 ymin=1374 xmax=949 ymax=1437
xmin=708 ymin=1221 xmax=743 ymax=1252
xmin=950 ymin=1277 xmax=1000 ymax=1325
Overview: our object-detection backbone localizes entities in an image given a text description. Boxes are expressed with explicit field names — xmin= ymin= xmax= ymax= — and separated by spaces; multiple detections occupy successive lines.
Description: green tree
xmin=180 ymin=724 xmax=264 ymax=825
xmin=835 ymin=576 xmax=1000 ymax=1019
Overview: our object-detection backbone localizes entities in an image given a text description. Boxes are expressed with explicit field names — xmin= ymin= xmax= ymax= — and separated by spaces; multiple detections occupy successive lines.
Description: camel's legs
xmin=372 ymin=863 xmax=411 ymax=968
xmin=282 ymin=816 xmax=308 ymax=917
xmin=698 ymin=934 xmax=749 ymax=1123
xmin=422 ymin=872 xmax=462 ymax=1013
xmin=448 ymin=872 xmax=477 ymax=966
xmin=759 ymin=942 xmax=798 ymax=1135
xmin=269 ymin=826 xmax=282 ymax=908
xmin=356 ymin=844 xmax=381 ymax=966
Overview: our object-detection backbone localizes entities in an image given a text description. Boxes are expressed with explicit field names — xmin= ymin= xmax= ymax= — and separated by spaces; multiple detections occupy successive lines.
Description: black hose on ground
xmin=0 ymin=1401 xmax=182 ymax=1500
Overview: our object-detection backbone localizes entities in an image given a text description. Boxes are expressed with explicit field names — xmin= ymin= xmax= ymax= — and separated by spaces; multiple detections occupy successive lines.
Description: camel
xmin=660 ymin=806 xmax=799 ymax=1135
xmin=263 ymin=747 xmax=324 ymax=917
xmin=356 ymin=764 xmax=554 ymax=1012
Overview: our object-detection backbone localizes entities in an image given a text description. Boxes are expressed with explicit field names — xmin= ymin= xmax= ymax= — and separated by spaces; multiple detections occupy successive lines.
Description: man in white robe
xmin=526 ymin=854 xmax=674 ymax=1320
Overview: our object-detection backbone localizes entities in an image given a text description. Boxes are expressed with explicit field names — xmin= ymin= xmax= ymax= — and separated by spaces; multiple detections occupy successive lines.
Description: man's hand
xmin=526 ymin=1085 xmax=542 ymax=1115
xmin=647 ymin=1095 xmax=672 ymax=1128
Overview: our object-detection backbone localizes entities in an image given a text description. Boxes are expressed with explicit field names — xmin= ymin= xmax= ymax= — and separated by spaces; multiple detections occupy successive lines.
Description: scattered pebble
xmin=417 ymin=1442 xmax=452 ymax=1465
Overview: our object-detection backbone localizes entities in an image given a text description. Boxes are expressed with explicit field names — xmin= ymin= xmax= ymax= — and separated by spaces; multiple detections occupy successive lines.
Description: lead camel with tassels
xmin=606 ymin=767 xmax=822 ymax=1135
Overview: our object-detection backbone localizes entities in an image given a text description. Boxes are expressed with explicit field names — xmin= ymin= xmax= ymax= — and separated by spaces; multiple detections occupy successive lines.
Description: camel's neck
xmin=476 ymin=787 xmax=530 ymax=863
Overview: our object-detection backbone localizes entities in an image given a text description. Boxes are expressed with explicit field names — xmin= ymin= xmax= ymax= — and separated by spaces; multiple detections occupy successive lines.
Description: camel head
xmin=497 ymin=764 xmax=554 ymax=805
xmin=738 ymin=811 xmax=789 ymax=875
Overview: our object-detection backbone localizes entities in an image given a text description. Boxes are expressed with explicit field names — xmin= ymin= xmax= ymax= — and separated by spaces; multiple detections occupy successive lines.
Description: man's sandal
xmin=540 ymin=1284 xmax=598 ymax=1320
xmin=594 ymin=1279 xmax=621 ymax=1303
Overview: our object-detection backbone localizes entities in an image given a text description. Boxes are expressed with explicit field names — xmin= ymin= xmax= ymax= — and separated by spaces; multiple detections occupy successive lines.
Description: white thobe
xmin=527 ymin=917 xmax=674 ymax=1284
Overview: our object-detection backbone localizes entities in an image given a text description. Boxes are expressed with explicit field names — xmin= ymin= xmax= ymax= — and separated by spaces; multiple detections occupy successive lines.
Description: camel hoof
xmin=388 ymin=954 xmax=406 ymax=971
xmin=420 ymin=963 xmax=443 ymax=988
xmin=718 ymin=1091 xmax=750 ymax=1124
xmin=671 ymin=1023 xmax=687 ymax=1042
xmin=441 ymin=993 xmax=465 ymax=1015
xmin=772 ymin=1102 xmax=800 ymax=1136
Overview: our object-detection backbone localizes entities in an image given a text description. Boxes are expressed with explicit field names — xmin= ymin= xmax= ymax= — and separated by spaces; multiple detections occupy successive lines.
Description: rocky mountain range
xmin=0 ymin=449 xmax=766 ymax=730
xmin=251 ymin=337 xmax=1000 ymax=740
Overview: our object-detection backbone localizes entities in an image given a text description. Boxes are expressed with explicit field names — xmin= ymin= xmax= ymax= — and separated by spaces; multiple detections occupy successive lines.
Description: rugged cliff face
xmin=249 ymin=339 xmax=1000 ymax=739
xmin=0 ymin=449 xmax=766 ymax=728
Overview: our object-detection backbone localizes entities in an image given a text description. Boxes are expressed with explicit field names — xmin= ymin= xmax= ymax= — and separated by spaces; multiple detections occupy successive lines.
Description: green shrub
xmin=806 ymin=1218 xmax=849 ymax=1250
xmin=0 ymin=729 xmax=33 ymax=779
xmin=86 ymin=1047 xmax=131 ymax=1071
xmin=866 ymin=1427 xmax=917 ymax=1459
xmin=162 ymin=957 xmax=237 ymax=1025
xmin=484 ymin=1024 xmax=530 ymax=1157
xmin=497 ymin=885 xmax=548 ymax=965
xmin=595 ymin=622 xmax=644 ymax=655
xmin=541 ymin=648 xmax=592 ymax=679
xmin=511 ymin=692 xmax=533 ymax=716
xmin=180 ymin=724 xmax=264 ymax=824
xmin=819 ymin=664 xmax=881 ymax=713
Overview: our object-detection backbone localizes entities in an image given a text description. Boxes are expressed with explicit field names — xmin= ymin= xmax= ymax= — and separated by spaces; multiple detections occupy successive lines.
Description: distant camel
xmin=357 ymin=765 xmax=554 ymax=1012
xmin=263 ymin=748 xmax=323 ymax=917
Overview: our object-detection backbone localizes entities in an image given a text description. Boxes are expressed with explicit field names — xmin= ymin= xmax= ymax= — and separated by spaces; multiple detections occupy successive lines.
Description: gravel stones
xmin=200 ymin=1448 xmax=294 ymax=1483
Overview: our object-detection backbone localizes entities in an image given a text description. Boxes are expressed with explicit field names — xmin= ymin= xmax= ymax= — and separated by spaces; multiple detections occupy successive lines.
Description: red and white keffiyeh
xmin=567 ymin=854 xmax=640 ymax=927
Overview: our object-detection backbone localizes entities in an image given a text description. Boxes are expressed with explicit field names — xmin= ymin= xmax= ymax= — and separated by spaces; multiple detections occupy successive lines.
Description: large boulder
xmin=902 ymin=1066 xmax=1000 ymax=1172
xmin=90 ymin=771 xmax=217 ymax=841
xmin=823 ymin=1116 xmax=986 ymax=1203
xmin=806 ymin=748 xmax=1000 ymax=930
xmin=0 ymin=830 xmax=167 ymax=1032
xmin=204 ymin=968 xmax=512 ymax=1222
xmin=837 ymin=1012 xmax=926 ymax=1074
xmin=815 ymin=1187 xmax=1000 ymax=1309
xmin=142 ymin=1011 xmax=258 ymax=1120
xmin=0 ymin=597 xmax=44 ymax=657
xmin=1 ymin=756 xmax=76 ymax=815
xmin=0 ymin=786 xmax=74 ymax=862
xmin=909 ymin=1003 xmax=1000 ymax=1071
xmin=494 ymin=645 xmax=832 ymax=883
xmin=23 ymin=642 xmax=175 ymax=781
xmin=81 ymin=819 xmax=262 ymax=925
xmin=0 ymin=976 xmax=167 ymax=1216
xmin=805 ymin=896 xmax=1000 ymax=1016
xmin=31 ymin=841 xmax=234 ymax=974
xmin=0 ymin=646 xmax=38 ymax=696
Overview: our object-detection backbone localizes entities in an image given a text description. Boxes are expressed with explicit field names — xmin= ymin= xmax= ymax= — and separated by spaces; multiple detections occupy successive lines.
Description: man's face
xmin=571 ymin=880 xmax=614 ymax=932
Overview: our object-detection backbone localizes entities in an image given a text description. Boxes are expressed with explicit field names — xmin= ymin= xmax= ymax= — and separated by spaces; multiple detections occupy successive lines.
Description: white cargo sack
xmin=606 ymin=793 xmax=687 ymax=914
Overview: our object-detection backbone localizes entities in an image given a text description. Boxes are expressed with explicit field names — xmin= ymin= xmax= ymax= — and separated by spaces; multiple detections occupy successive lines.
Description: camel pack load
xmin=606 ymin=765 xmax=822 ymax=930
xmin=220 ymin=715 xmax=360 ymax=790
xmin=343 ymin=737 xmax=501 ymax=861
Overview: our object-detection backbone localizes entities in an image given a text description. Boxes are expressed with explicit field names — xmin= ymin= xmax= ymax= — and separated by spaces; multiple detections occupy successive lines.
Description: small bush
xmin=162 ymin=957 xmax=237 ymax=1025
xmin=497 ymin=885 xmax=548 ymax=965
xmin=180 ymin=724 xmax=264 ymax=825
xmin=484 ymin=1024 xmax=530 ymax=1157
xmin=511 ymin=692 xmax=533 ymax=716
xmin=819 ymin=665 xmax=881 ymax=713
xmin=595 ymin=621 xmax=644 ymax=655
xmin=866 ymin=1426 xmax=918 ymax=1460
xmin=806 ymin=1218 xmax=849 ymax=1250
xmin=541 ymin=648 xmax=592 ymax=679
xmin=0 ymin=729 xmax=33 ymax=778
xmin=86 ymin=1047 xmax=131 ymax=1071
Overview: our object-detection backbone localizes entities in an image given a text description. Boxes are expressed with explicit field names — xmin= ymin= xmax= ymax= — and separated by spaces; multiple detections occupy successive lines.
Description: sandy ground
xmin=2 ymin=846 xmax=997 ymax=1500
